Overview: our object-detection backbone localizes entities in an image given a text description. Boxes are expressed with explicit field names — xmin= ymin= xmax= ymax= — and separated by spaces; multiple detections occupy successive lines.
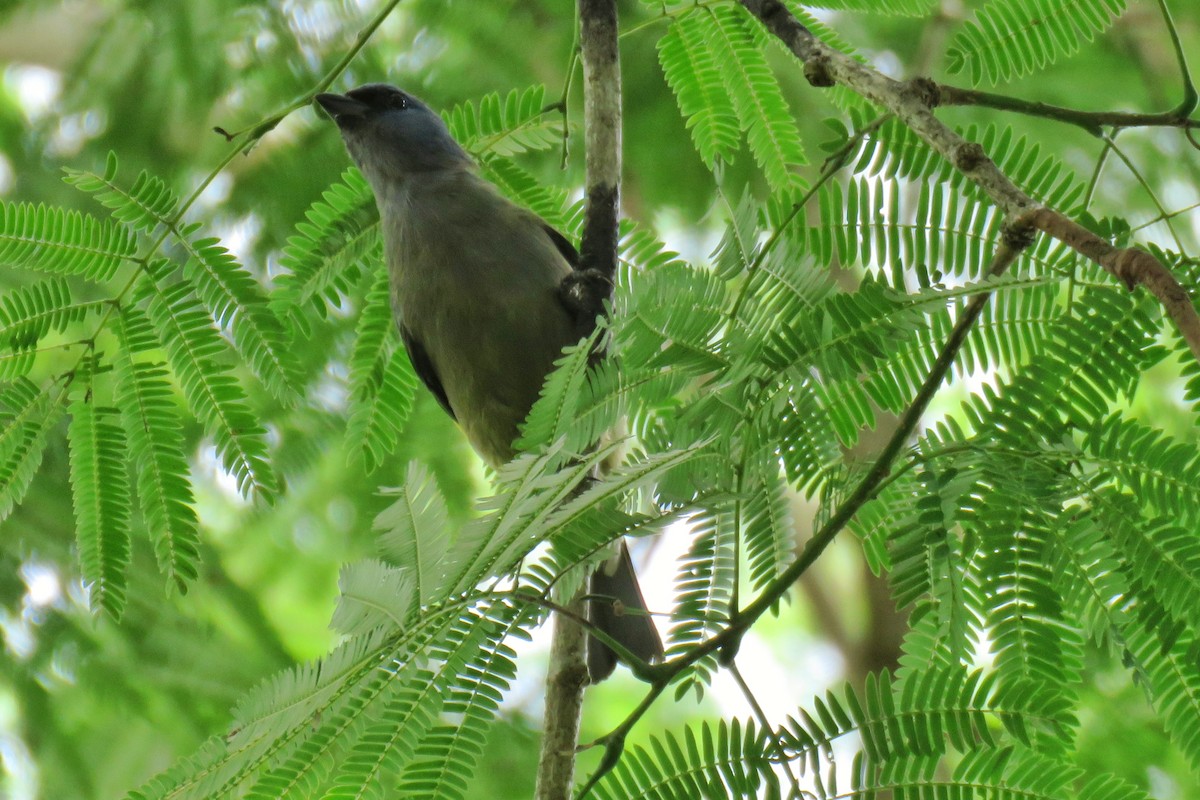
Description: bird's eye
xmin=389 ymin=93 xmax=408 ymax=110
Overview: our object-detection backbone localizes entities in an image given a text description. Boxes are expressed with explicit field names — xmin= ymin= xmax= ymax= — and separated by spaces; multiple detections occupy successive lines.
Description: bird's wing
xmin=400 ymin=324 xmax=456 ymax=421
xmin=541 ymin=223 xmax=580 ymax=268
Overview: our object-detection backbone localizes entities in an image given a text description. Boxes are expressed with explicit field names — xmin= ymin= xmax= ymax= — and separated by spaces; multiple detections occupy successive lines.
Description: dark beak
xmin=315 ymin=93 xmax=369 ymax=124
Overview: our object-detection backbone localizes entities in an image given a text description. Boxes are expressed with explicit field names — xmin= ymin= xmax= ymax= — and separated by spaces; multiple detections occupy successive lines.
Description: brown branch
xmin=1023 ymin=208 xmax=1200 ymax=361
xmin=739 ymin=0 xmax=1200 ymax=364
xmin=933 ymin=83 xmax=1200 ymax=137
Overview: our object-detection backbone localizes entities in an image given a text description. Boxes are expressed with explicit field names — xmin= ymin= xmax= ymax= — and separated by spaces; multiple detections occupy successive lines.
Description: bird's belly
xmin=398 ymin=277 xmax=574 ymax=467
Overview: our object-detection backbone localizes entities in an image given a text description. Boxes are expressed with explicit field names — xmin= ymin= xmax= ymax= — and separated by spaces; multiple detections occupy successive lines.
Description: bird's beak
xmin=315 ymin=92 xmax=369 ymax=124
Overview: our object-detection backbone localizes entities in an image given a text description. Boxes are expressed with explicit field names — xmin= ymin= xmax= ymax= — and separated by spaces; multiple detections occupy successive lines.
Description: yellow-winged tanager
xmin=315 ymin=84 xmax=662 ymax=681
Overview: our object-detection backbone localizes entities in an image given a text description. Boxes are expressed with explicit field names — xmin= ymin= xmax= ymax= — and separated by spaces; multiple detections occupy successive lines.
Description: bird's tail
xmin=586 ymin=542 xmax=663 ymax=682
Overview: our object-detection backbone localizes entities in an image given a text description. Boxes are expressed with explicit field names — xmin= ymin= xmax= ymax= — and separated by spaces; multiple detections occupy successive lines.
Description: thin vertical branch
xmin=577 ymin=0 xmax=622 ymax=287
xmin=536 ymin=596 xmax=590 ymax=800
xmin=536 ymin=2 xmax=623 ymax=798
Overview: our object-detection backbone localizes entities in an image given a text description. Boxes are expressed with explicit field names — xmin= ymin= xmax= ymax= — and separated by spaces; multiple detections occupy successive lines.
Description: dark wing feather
xmin=400 ymin=325 xmax=455 ymax=421
xmin=542 ymin=223 xmax=580 ymax=268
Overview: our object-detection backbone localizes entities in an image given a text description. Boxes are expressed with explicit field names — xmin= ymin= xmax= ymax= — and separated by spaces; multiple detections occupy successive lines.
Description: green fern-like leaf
xmin=113 ymin=306 xmax=200 ymax=590
xmin=447 ymin=443 xmax=619 ymax=597
xmin=591 ymin=719 xmax=779 ymax=800
xmin=274 ymin=167 xmax=380 ymax=323
xmin=1093 ymin=490 xmax=1200 ymax=633
xmin=68 ymin=390 xmax=132 ymax=619
xmin=1121 ymin=595 xmax=1200 ymax=773
xmin=786 ymin=0 xmax=937 ymax=15
xmin=946 ymin=0 xmax=1128 ymax=85
xmin=658 ymin=11 xmax=741 ymax=169
xmin=137 ymin=263 xmax=278 ymax=501
xmin=619 ymin=261 xmax=730 ymax=376
xmin=853 ymin=122 xmax=1087 ymax=218
xmin=479 ymin=156 xmax=571 ymax=230
xmin=976 ymin=495 xmax=1085 ymax=699
xmin=375 ymin=462 xmax=452 ymax=607
xmin=516 ymin=327 xmax=608 ymax=458
xmin=393 ymin=616 xmax=523 ymax=799
xmin=703 ymin=6 xmax=807 ymax=192
xmin=0 ymin=377 xmax=68 ymax=519
xmin=446 ymin=85 xmax=562 ymax=158
xmin=346 ymin=268 xmax=418 ymax=473
xmin=0 ymin=199 xmax=137 ymax=281
xmin=741 ymin=458 xmax=795 ymax=590
xmin=1084 ymin=414 xmax=1200 ymax=526
xmin=331 ymin=559 xmax=416 ymax=636
xmin=64 ymin=151 xmax=179 ymax=234
xmin=783 ymin=667 xmax=1072 ymax=775
xmin=0 ymin=276 xmax=107 ymax=351
xmin=668 ymin=509 xmax=734 ymax=698
xmin=181 ymin=236 xmax=302 ymax=403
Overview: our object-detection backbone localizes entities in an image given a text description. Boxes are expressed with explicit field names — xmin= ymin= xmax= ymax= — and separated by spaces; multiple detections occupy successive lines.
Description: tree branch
xmin=537 ymin=2 xmax=623 ymax=798
xmin=536 ymin=596 xmax=590 ymax=800
xmin=932 ymin=83 xmax=1200 ymax=137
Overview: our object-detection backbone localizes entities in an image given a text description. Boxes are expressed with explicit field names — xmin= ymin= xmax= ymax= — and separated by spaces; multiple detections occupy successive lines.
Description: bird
xmin=315 ymin=84 xmax=662 ymax=681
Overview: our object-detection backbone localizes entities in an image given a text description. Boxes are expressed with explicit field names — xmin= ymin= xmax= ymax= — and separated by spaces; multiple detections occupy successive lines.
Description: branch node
xmin=717 ymin=628 xmax=744 ymax=667
xmin=758 ymin=0 xmax=791 ymax=25
xmin=953 ymin=141 xmax=988 ymax=172
xmin=907 ymin=77 xmax=941 ymax=108
xmin=803 ymin=55 xmax=835 ymax=88
xmin=1000 ymin=220 xmax=1037 ymax=251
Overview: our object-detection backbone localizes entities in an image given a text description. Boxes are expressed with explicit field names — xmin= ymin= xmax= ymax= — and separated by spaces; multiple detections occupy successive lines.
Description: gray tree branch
xmin=535 ymin=2 xmax=623 ymax=798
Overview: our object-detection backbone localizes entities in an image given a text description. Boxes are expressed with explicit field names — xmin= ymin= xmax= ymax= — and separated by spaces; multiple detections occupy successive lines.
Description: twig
xmin=933 ymin=84 xmax=1200 ymax=137
xmin=729 ymin=661 xmax=805 ymax=799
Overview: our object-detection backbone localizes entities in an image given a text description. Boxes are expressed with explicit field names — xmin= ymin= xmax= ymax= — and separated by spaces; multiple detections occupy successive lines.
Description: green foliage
xmin=591 ymin=719 xmax=779 ymax=799
xmin=273 ymin=167 xmax=379 ymax=324
xmin=112 ymin=306 xmax=200 ymax=589
xmin=68 ymin=385 xmax=133 ymax=619
xmin=658 ymin=11 xmax=741 ymax=169
xmin=946 ymin=0 xmax=1129 ymax=85
xmin=3 ymin=0 xmax=1200 ymax=798
xmin=0 ymin=200 xmax=137 ymax=281
xmin=660 ymin=6 xmax=807 ymax=191
xmin=344 ymin=267 xmax=418 ymax=474
xmin=445 ymin=85 xmax=563 ymax=158
xmin=136 ymin=262 xmax=279 ymax=502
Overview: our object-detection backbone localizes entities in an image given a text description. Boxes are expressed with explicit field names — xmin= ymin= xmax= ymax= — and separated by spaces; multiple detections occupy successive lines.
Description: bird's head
xmin=316 ymin=84 xmax=471 ymax=183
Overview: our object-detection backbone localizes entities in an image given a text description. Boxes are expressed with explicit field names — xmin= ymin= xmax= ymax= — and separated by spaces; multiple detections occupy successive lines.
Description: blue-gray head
xmin=316 ymin=84 xmax=472 ymax=182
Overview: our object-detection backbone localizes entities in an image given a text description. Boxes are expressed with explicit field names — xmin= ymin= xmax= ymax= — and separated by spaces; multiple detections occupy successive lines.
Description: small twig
xmin=573 ymin=683 xmax=666 ymax=799
xmin=729 ymin=661 xmax=805 ymax=799
xmin=1152 ymin=0 xmax=1197 ymax=117
xmin=934 ymin=84 xmax=1199 ymax=137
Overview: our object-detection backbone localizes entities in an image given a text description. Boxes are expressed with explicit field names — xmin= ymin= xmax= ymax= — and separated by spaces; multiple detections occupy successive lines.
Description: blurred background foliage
xmin=0 ymin=0 xmax=1197 ymax=798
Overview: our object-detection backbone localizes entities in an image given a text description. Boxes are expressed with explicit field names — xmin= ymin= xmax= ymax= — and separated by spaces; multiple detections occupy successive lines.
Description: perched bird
xmin=316 ymin=84 xmax=662 ymax=681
